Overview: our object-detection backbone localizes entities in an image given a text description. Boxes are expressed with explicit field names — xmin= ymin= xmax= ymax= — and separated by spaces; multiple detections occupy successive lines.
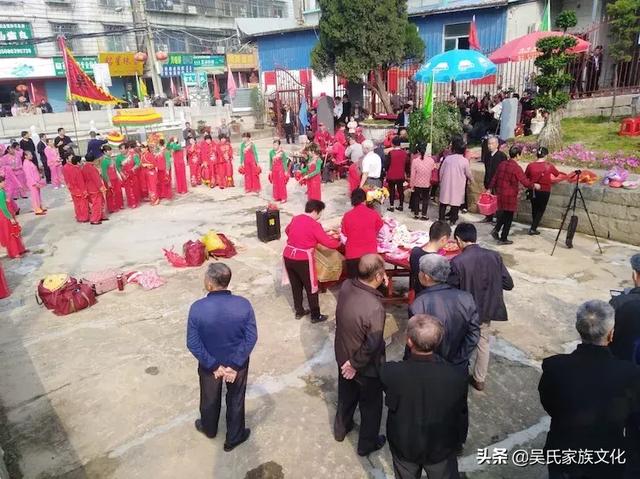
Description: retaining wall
xmin=467 ymin=163 xmax=640 ymax=246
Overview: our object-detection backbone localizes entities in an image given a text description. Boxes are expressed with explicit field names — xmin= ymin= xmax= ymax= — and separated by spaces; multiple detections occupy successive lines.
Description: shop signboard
xmin=182 ymin=72 xmax=198 ymax=86
xmin=53 ymin=55 xmax=98 ymax=77
xmin=226 ymin=52 xmax=257 ymax=70
xmin=0 ymin=22 xmax=35 ymax=58
xmin=0 ymin=57 xmax=55 ymax=79
xmin=162 ymin=53 xmax=194 ymax=77
xmin=193 ymin=55 xmax=224 ymax=74
xmin=98 ymin=52 xmax=143 ymax=77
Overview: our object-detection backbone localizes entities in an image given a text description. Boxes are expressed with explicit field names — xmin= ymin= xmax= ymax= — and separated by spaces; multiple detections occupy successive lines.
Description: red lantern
xmin=155 ymin=51 xmax=168 ymax=61
xmin=134 ymin=52 xmax=148 ymax=62
xmin=16 ymin=84 xmax=27 ymax=92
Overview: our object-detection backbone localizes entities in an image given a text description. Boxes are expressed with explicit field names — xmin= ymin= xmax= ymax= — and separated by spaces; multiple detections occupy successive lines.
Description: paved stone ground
xmin=1 ymin=137 xmax=638 ymax=479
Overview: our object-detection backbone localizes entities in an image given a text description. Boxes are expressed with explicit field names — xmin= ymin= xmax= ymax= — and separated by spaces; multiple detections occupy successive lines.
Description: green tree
xmin=533 ymin=35 xmax=577 ymax=150
xmin=607 ymin=0 xmax=640 ymax=119
xmin=555 ymin=10 xmax=578 ymax=33
xmin=311 ymin=0 xmax=425 ymax=113
xmin=407 ymin=103 xmax=461 ymax=155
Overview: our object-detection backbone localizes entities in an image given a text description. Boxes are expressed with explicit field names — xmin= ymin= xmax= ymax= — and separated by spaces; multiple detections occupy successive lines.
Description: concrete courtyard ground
xmin=1 ymin=137 xmax=638 ymax=479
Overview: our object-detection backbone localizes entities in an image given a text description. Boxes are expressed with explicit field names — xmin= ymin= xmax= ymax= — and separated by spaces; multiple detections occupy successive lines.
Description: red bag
xmin=82 ymin=270 xmax=119 ymax=295
xmin=163 ymin=248 xmax=188 ymax=267
xmin=10 ymin=222 xmax=22 ymax=237
xmin=183 ymin=240 xmax=206 ymax=266
xmin=430 ymin=166 xmax=439 ymax=186
xmin=37 ymin=277 xmax=97 ymax=315
xmin=477 ymin=193 xmax=498 ymax=216
xmin=209 ymin=234 xmax=237 ymax=259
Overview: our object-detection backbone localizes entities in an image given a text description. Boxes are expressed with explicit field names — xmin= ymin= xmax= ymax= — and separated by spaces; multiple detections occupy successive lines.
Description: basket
xmin=477 ymin=193 xmax=497 ymax=216
xmin=315 ymin=245 xmax=344 ymax=283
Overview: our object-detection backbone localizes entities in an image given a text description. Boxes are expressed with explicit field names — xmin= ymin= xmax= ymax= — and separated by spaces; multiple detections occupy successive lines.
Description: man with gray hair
xmin=187 ymin=263 xmax=257 ymax=452
xmin=360 ymin=139 xmax=383 ymax=189
xmin=539 ymin=300 xmax=640 ymax=479
xmin=410 ymin=254 xmax=480 ymax=373
xmin=610 ymin=253 xmax=640 ymax=364
xmin=381 ymin=314 xmax=467 ymax=479
xmin=480 ymin=135 xmax=506 ymax=223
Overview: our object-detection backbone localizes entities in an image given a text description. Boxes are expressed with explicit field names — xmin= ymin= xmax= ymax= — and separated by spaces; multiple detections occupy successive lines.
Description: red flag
xmin=58 ymin=36 xmax=122 ymax=105
xmin=469 ymin=16 xmax=481 ymax=51
xmin=227 ymin=65 xmax=237 ymax=99
xmin=471 ymin=74 xmax=497 ymax=85
xmin=213 ymin=75 xmax=221 ymax=100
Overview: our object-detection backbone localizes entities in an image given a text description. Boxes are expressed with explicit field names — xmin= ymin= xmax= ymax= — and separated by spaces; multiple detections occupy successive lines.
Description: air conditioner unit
xmin=187 ymin=5 xmax=197 ymax=14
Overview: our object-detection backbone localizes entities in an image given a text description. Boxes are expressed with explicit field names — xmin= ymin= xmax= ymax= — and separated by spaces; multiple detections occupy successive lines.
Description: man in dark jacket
xmin=19 ymin=130 xmax=37 ymax=164
xmin=334 ymin=254 xmax=388 ymax=456
xmin=411 ymin=253 xmax=480 ymax=372
xmin=610 ymin=253 xmax=640 ymax=367
xmin=186 ymin=263 xmax=257 ymax=452
xmin=449 ymin=223 xmax=514 ymax=391
xmin=37 ymin=133 xmax=51 ymax=184
xmin=480 ymin=135 xmax=506 ymax=223
xmin=539 ymin=300 xmax=640 ymax=479
xmin=381 ymin=314 xmax=466 ymax=479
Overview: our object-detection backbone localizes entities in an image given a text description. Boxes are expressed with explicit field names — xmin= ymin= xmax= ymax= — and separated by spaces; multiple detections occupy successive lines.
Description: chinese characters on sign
xmin=476 ymin=448 xmax=626 ymax=467
xmin=0 ymin=22 xmax=35 ymax=58
xmin=98 ymin=52 xmax=143 ymax=77
xmin=53 ymin=56 xmax=98 ymax=77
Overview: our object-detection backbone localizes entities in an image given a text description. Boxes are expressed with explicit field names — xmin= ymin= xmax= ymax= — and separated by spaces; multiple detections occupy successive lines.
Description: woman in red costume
xmin=269 ymin=139 xmax=289 ymax=202
xmin=140 ymin=143 xmax=159 ymax=205
xmin=186 ymin=137 xmax=201 ymax=186
xmin=301 ymin=143 xmax=323 ymax=201
xmin=0 ymin=175 xmax=27 ymax=258
xmin=239 ymin=132 xmax=261 ymax=193
xmin=168 ymin=137 xmax=188 ymax=194
xmin=215 ymin=134 xmax=234 ymax=188
xmin=199 ymin=134 xmax=217 ymax=188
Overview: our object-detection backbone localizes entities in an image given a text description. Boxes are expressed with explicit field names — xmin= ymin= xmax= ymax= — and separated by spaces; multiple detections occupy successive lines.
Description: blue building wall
xmin=44 ymin=79 xmax=67 ymax=113
xmin=256 ymin=29 xmax=319 ymax=71
xmin=255 ymin=7 xmax=507 ymax=72
xmin=411 ymin=8 xmax=507 ymax=59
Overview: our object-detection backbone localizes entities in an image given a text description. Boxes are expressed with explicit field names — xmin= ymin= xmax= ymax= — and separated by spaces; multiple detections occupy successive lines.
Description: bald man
xmin=334 ymin=254 xmax=388 ymax=456
xmin=381 ymin=315 xmax=467 ymax=479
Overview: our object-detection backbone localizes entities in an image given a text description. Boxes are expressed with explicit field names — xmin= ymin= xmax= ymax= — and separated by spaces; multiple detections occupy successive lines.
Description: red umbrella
xmin=489 ymin=31 xmax=590 ymax=64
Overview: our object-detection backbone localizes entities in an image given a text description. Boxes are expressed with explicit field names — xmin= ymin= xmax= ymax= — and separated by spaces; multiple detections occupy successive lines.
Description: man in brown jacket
xmin=334 ymin=254 xmax=388 ymax=456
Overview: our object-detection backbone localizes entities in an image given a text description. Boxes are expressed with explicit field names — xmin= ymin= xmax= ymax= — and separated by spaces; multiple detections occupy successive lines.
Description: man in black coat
xmin=480 ymin=135 xmax=506 ymax=222
xmin=381 ymin=314 xmax=466 ymax=479
xmin=449 ymin=223 xmax=513 ymax=391
xmin=334 ymin=254 xmax=388 ymax=456
xmin=19 ymin=130 xmax=37 ymax=164
xmin=539 ymin=300 xmax=640 ymax=479
xmin=610 ymin=253 xmax=640 ymax=363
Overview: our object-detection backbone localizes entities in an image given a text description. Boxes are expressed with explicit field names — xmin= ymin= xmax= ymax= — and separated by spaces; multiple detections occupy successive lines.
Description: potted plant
xmin=251 ymin=87 xmax=266 ymax=129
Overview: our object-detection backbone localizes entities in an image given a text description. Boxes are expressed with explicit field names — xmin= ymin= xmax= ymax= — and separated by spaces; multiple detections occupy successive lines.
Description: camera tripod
xmin=551 ymin=170 xmax=603 ymax=256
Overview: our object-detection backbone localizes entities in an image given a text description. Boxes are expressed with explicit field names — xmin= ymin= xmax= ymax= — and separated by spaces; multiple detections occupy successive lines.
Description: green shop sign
xmin=0 ymin=22 xmax=35 ymax=58
xmin=193 ymin=55 xmax=224 ymax=70
xmin=53 ymin=55 xmax=98 ymax=77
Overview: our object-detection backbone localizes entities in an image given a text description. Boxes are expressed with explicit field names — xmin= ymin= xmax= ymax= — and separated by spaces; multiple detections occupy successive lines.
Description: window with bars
xmin=51 ymin=23 xmax=78 ymax=51
xmin=153 ymin=31 xmax=186 ymax=52
xmin=443 ymin=22 xmax=470 ymax=51
xmin=104 ymin=24 xmax=127 ymax=51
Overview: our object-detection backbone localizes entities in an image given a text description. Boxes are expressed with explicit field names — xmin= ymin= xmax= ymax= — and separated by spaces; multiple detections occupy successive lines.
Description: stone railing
xmin=466 ymin=162 xmax=640 ymax=246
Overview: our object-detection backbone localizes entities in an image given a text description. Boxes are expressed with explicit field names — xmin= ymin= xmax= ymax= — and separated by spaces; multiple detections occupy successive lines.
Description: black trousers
xmin=392 ymin=453 xmax=460 ymax=479
xmin=39 ymin=153 xmax=52 ymax=184
xmin=284 ymin=123 xmax=294 ymax=144
xmin=284 ymin=257 xmax=320 ymax=319
xmin=198 ymin=364 xmax=248 ymax=445
xmin=334 ymin=373 xmax=383 ymax=453
xmin=413 ymin=187 xmax=430 ymax=217
xmin=439 ymin=204 xmax=459 ymax=224
xmin=388 ymin=180 xmax=404 ymax=208
xmin=494 ymin=210 xmax=514 ymax=240
xmin=530 ymin=190 xmax=550 ymax=231
xmin=345 ymin=258 xmax=360 ymax=279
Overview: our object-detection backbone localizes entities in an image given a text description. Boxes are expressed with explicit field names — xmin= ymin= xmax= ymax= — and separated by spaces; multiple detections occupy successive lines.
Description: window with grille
xmin=443 ymin=22 xmax=470 ymax=51
xmin=103 ymin=25 xmax=127 ymax=51
xmin=51 ymin=23 xmax=78 ymax=51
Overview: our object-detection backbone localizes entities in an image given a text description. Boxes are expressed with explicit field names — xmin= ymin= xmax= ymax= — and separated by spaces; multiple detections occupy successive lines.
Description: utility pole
xmin=131 ymin=0 xmax=163 ymax=95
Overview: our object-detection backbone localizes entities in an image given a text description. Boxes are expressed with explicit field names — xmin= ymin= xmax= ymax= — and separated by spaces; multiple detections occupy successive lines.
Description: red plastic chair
xmin=619 ymin=117 xmax=640 ymax=136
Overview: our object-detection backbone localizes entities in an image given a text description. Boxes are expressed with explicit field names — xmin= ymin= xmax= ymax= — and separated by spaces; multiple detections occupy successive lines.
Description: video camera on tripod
xmin=551 ymin=169 xmax=603 ymax=256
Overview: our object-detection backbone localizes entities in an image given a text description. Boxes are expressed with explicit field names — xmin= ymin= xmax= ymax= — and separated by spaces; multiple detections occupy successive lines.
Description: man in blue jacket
xmin=187 ymin=263 xmax=258 ymax=451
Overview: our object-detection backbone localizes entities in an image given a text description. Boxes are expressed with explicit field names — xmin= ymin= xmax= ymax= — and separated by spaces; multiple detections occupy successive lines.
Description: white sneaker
xmin=54 ymin=186 xmax=59 ymax=190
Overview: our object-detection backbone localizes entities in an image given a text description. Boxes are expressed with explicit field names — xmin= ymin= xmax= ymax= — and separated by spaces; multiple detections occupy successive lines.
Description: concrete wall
xmin=0 ymin=447 xmax=7 ymax=479
xmin=505 ymin=1 xmax=544 ymax=41
xmin=467 ymin=163 xmax=640 ymax=246
xmin=564 ymin=93 xmax=640 ymax=118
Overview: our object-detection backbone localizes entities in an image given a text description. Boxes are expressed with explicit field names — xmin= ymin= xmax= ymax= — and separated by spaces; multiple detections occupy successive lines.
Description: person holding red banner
xmin=140 ymin=144 xmax=159 ymax=206
xmin=0 ymin=175 xmax=27 ymax=258
xmin=186 ymin=137 xmax=201 ymax=187
xmin=82 ymin=154 xmax=108 ymax=225
xmin=62 ymin=155 xmax=90 ymax=222
xmin=199 ymin=135 xmax=217 ymax=188
xmin=157 ymin=139 xmax=173 ymax=200
xmin=239 ymin=133 xmax=261 ymax=194
xmin=269 ymin=139 xmax=289 ymax=203
xmin=100 ymin=145 xmax=124 ymax=213
xmin=167 ymin=137 xmax=188 ymax=194
xmin=217 ymin=134 xmax=234 ymax=188
xmin=315 ymin=123 xmax=331 ymax=154
xmin=117 ymin=143 xmax=140 ymax=209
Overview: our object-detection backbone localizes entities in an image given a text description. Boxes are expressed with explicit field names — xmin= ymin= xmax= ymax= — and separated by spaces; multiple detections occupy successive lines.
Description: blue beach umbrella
xmin=414 ymin=49 xmax=497 ymax=83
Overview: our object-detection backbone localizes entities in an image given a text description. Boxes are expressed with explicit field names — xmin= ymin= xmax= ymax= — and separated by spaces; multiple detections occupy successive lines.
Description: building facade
xmin=0 ymin=0 xmax=288 ymax=114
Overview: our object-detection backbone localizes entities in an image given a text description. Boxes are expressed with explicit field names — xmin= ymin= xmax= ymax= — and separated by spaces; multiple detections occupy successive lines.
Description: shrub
xmin=407 ymin=103 xmax=462 ymax=155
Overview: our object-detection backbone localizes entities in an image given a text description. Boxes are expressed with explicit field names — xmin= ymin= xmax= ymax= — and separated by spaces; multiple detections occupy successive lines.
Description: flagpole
xmin=58 ymin=35 xmax=80 ymax=153
xmin=430 ymin=70 xmax=434 ymax=152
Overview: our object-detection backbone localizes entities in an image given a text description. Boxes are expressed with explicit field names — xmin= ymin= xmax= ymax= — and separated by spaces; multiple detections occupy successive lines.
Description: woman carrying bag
xmin=524 ymin=147 xmax=561 ymax=236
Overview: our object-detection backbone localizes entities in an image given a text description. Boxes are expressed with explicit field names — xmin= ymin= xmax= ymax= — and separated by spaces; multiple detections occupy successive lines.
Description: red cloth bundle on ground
xmin=208 ymin=234 xmax=237 ymax=259
xmin=164 ymin=248 xmax=189 ymax=267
